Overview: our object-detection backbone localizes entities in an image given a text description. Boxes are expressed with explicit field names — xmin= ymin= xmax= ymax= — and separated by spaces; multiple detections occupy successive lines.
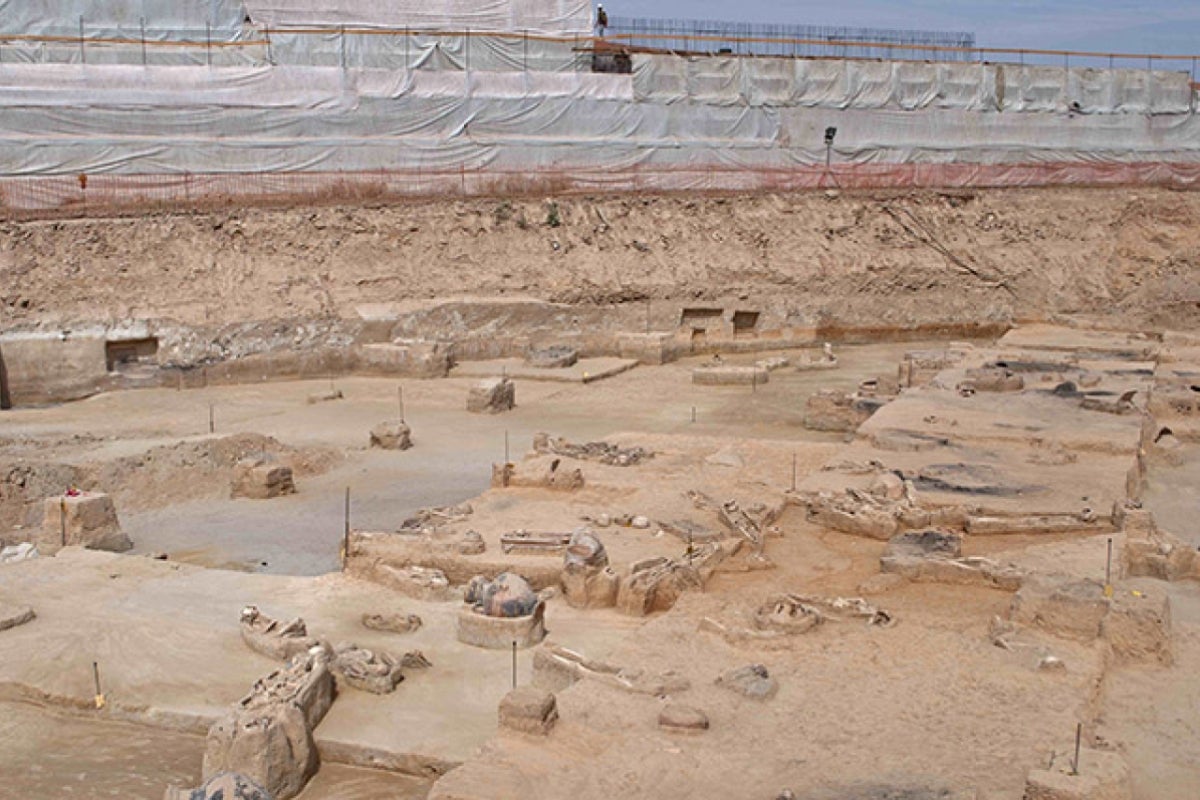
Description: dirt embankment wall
xmin=1 ymin=188 xmax=1198 ymax=398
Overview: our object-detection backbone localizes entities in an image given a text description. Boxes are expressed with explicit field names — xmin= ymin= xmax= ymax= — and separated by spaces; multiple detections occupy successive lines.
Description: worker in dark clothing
xmin=596 ymin=4 xmax=608 ymax=37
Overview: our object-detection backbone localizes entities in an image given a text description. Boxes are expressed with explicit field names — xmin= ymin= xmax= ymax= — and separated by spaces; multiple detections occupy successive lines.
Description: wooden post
xmin=504 ymin=429 xmax=510 ymax=464
xmin=208 ymin=404 xmax=214 ymax=434
xmin=60 ymin=497 xmax=67 ymax=547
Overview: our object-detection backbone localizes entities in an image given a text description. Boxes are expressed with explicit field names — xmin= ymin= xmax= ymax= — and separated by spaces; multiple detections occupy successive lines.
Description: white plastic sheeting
xmin=0 ymin=0 xmax=592 ymax=36
xmin=242 ymin=0 xmax=591 ymax=34
xmin=0 ymin=27 xmax=584 ymax=72
xmin=269 ymin=30 xmax=584 ymax=72
xmin=633 ymin=55 xmax=1195 ymax=115
xmin=0 ymin=60 xmax=1196 ymax=183
xmin=0 ymin=0 xmax=249 ymax=40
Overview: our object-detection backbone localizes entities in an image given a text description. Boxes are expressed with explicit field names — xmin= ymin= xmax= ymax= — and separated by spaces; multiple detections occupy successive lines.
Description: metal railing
xmin=606 ymin=16 xmax=976 ymax=62
xmin=0 ymin=19 xmax=1197 ymax=77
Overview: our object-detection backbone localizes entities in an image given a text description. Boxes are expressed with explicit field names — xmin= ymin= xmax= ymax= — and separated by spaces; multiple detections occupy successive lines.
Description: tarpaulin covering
xmin=242 ymin=0 xmax=591 ymax=34
xmin=0 ymin=0 xmax=249 ymax=40
xmin=0 ymin=47 xmax=1197 ymax=209
xmin=633 ymin=54 xmax=1195 ymax=115
xmin=0 ymin=0 xmax=592 ymax=36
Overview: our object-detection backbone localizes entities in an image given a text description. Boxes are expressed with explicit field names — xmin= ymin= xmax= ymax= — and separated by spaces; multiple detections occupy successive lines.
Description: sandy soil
xmin=1 ymin=342 xmax=910 ymax=572
xmin=3 ymin=189 xmax=1200 ymax=333
xmin=2 ymin=323 xmax=1200 ymax=800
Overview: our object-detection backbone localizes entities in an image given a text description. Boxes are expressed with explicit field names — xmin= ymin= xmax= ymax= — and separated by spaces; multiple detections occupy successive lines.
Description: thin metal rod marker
xmin=342 ymin=487 xmax=351 ymax=567
xmin=504 ymin=430 xmax=510 ymax=464
xmin=60 ymin=497 xmax=67 ymax=547
xmin=92 ymin=661 xmax=105 ymax=709
xmin=398 ymin=385 xmax=405 ymax=422
xmin=1071 ymin=722 xmax=1082 ymax=775
xmin=691 ymin=406 xmax=696 ymax=423
xmin=511 ymin=641 xmax=517 ymax=689
xmin=1105 ymin=537 xmax=1114 ymax=595
xmin=208 ymin=404 xmax=215 ymax=434
xmin=791 ymin=453 xmax=797 ymax=492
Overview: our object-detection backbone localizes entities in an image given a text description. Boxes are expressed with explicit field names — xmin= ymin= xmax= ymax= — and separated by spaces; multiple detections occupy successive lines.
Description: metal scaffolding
xmin=606 ymin=16 xmax=977 ymax=62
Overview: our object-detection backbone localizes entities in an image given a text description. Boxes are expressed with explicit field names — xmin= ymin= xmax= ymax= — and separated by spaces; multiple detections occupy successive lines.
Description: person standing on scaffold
xmin=596 ymin=4 xmax=608 ymax=37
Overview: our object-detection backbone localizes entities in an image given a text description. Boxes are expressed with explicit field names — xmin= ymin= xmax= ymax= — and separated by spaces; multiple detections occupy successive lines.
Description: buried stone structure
xmin=467 ymin=377 xmax=515 ymax=414
xmin=457 ymin=572 xmax=547 ymax=649
xmin=240 ymin=606 xmax=323 ymax=662
xmin=498 ymin=686 xmax=559 ymax=735
xmin=232 ymin=458 xmax=296 ymax=500
xmin=38 ymin=491 xmax=131 ymax=555
xmin=369 ymin=420 xmax=413 ymax=450
xmin=202 ymin=649 xmax=335 ymax=800
xmin=561 ymin=529 xmax=619 ymax=609
xmin=165 ymin=772 xmax=272 ymax=800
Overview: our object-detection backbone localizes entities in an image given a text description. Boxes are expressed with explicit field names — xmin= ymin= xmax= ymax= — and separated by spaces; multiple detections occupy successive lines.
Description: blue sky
xmin=603 ymin=1 xmax=1200 ymax=56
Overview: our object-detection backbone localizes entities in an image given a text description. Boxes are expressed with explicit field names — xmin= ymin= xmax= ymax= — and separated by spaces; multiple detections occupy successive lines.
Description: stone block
xmin=239 ymin=607 xmax=323 ymax=662
xmin=1121 ymin=521 xmax=1200 ymax=582
xmin=232 ymin=460 xmax=295 ymax=500
xmin=1024 ymin=749 xmax=1131 ymax=800
xmin=692 ymin=365 xmax=767 ymax=386
xmin=38 ymin=492 xmax=131 ymax=555
xmin=491 ymin=458 xmax=584 ymax=491
xmin=962 ymin=366 xmax=1024 ymax=392
xmin=715 ymin=664 xmax=778 ymax=701
xmin=329 ymin=643 xmax=406 ymax=694
xmin=616 ymin=559 xmax=703 ymax=616
xmin=361 ymin=612 xmax=422 ymax=634
xmin=803 ymin=390 xmax=879 ymax=432
xmin=373 ymin=564 xmax=455 ymax=602
xmin=561 ymin=566 xmax=619 ymax=610
xmin=203 ymin=652 xmax=334 ymax=800
xmin=808 ymin=504 xmax=899 ymax=540
xmin=561 ymin=530 xmax=618 ymax=609
xmin=467 ymin=377 xmax=515 ymax=414
xmin=1102 ymin=588 xmax=1172 ymax=665
xmin=456 ymin=603 xmax=547 ymax=650
xmin=965 ymin=515 xmax=1105 ymax=536
xmin=525 ymin=346 xmax=578 ymax=369
xmin=498 ymin=687 xmax=558 ymax=735
xmin=369 ymin=420 xmax=413 ymax=450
